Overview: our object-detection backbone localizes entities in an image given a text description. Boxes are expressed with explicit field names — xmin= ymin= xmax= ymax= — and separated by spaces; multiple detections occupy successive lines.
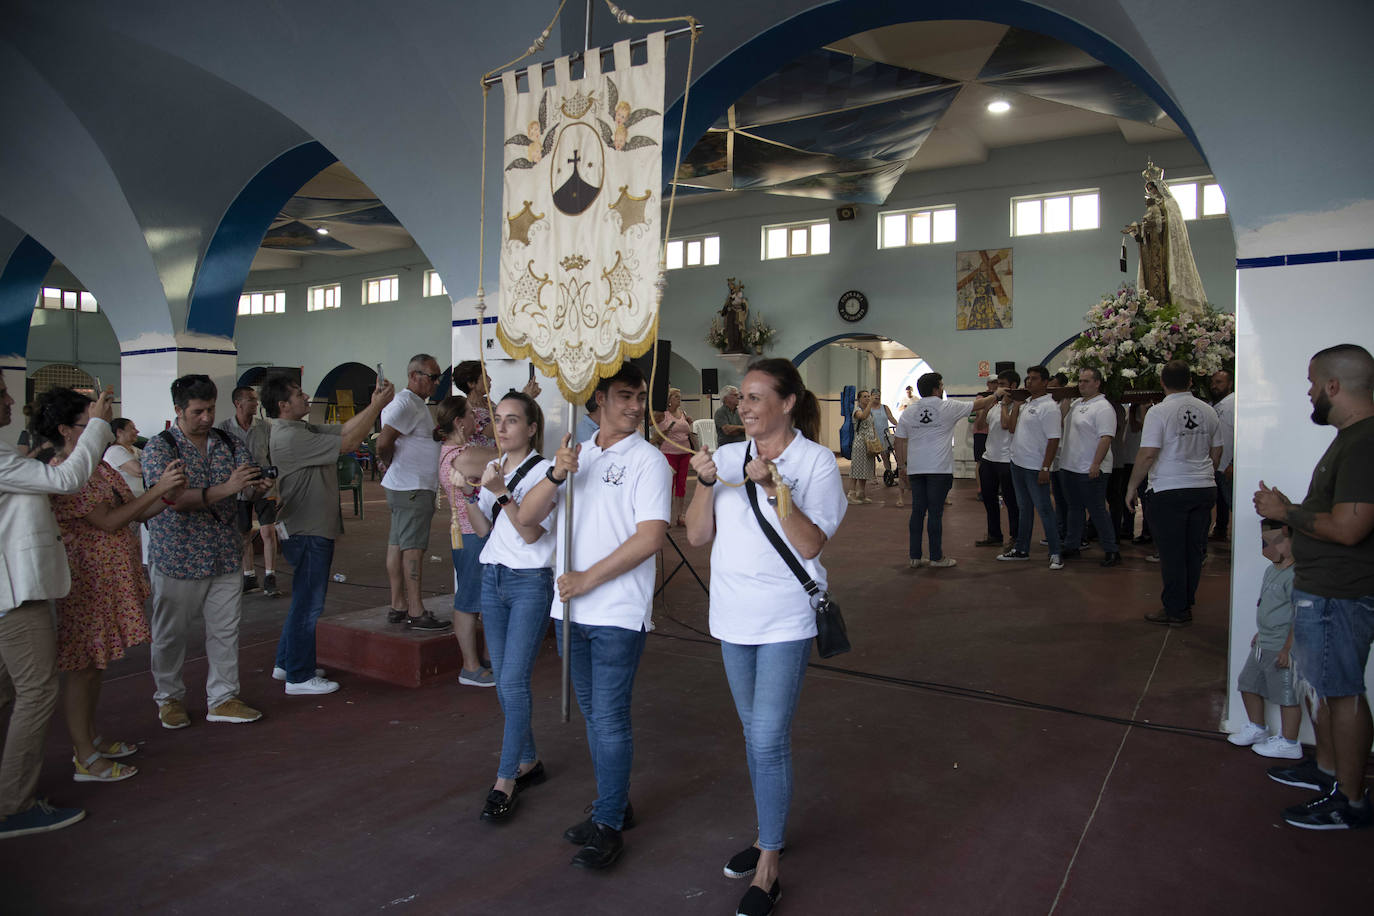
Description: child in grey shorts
xmin=1227 ymin=520 xmax=1302 ymax=758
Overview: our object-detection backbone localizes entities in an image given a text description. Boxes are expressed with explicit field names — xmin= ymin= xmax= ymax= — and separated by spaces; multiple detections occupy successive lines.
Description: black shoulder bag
xmin=742 ymin=445 xmax=850 ymax=658
xmin=490 ymin=453 xmax=544 ymax=522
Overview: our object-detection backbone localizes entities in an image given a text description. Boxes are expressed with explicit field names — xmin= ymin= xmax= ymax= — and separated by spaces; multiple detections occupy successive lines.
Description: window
xmin=307 ymin=283 xmax=341 ymax=311
xmin=363 ymin=275 xmax=399 ymax=304
xmin=1011 ymin=190 xmax=1100 ymax=236
xmin=665 ymin=234 xmax=721 ymax=270
xmin=423 ymin=269 xmax=448 ymax=298
xmin=35 ymin=286 xmax=98 ymax=312
xmin=761 ymin=219 xmax=830 ymax=260
xmin=237 ymin=290 xmax=286 ymax=316
xmin=1167 ymin=176 xmax=1228 ymax=220
xmin=878 ymin=205 xmax=957 ymax=248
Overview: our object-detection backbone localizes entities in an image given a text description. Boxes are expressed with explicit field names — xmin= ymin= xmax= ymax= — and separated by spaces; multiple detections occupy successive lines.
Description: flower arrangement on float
xmin=707 ymin=313 xmax=776 ymax=353
xmin=1059 ymin=285 xmax=1235 ymax=402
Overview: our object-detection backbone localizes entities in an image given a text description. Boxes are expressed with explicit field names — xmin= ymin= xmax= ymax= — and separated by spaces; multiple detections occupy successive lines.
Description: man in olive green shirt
xmin=262 ymin=375 xmax=393 ymax=696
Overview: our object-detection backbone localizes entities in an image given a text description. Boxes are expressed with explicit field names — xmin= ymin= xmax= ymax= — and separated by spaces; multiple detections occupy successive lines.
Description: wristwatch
xmin=496 ymin=493 xmax=512 ymax=507
xmin=1040 ymin=466 xmax=1050 ymax=472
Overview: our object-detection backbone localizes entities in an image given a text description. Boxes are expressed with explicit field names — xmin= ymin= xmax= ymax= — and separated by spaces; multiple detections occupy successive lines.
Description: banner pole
xmin=561 ymin=400 xmax=577 ymax=723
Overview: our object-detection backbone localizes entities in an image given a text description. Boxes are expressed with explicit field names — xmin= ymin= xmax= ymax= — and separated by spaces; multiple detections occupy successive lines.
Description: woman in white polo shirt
xmin=686 ymin=359 xmax=848 ymax=916
xmin=465 ymin=392 xmax=556 ymax=822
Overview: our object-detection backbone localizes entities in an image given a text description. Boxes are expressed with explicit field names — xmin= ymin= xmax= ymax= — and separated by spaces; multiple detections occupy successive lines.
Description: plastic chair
xmin=338 ymin=455 xmax=363 ymax=517
xmin=692 ymin=418 xmax=717 ymax=452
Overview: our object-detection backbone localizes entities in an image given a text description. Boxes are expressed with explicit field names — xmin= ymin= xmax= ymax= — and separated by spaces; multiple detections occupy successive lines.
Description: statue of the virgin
xmin=1122 ymin=160 xmax=1208 ymax=312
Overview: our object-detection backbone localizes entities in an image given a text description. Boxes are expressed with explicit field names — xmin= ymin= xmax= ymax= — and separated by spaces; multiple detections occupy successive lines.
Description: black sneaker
xmin=386 ymin=608 xmax=407 ymax=624
xmin=563 ymin=800 xmax=635 ymax=845
xmin=1268 ymin=758 xmax=1337 ymax=793
xmin=1144 ymin=610 xmax=1192 ymax=627
xmin=1282 ymin=786 xmax=1373 ymax=830
xmin=996 ymin=549 xmax=1030 ymax=562
xmin=262 ymin=573 xmax=281 ymax=598
xmin=242 ymin=574 xmax=259 ymax=593
xmin=479 ymin=787 xmax=518 ymax=822
xmin=723 ymin=845 xmax=785 ymax=879
xmin=570 ymin=822 xmax=623 ymax=869
xmin=736 ymin=880 xmax=782 ymax=916
xmin=405 ymin=612 xmax=452 ymax=630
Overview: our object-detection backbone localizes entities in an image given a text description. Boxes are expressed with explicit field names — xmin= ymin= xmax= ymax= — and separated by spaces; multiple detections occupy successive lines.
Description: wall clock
xmin=837 ymin=289 xmax=868 ymax=322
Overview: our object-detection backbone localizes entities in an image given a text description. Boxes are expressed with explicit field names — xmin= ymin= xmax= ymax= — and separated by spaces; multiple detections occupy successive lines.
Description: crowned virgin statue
xmin=1122 ymin=160 xmax=1208 ymax=312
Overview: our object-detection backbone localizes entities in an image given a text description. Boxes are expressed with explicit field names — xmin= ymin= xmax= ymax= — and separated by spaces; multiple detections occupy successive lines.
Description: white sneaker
xmin=1227 ymin=721 xmax=1269 ymax=746
xmin=1251 ymin=735 xmax=1302 ymax=759
xmin=928 ymin=557 xmax=957 ymax=568
xmin=273 ymin=666 xmax=325 ymax=681
xmin=285 ymin=676 xmax=340 ymax=696
xmin=1048 ymin=554 xmax=1064 ymax=570
xmin=909 ymin=558 xmax=928 ymax=568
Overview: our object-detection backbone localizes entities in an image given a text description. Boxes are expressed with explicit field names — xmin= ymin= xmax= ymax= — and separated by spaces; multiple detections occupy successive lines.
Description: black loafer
xmin=736 ymin=880 xmax=782 ymax=916
xmin=564 ymin=800 xmax=634 ymax=844
xmin=724 ymin=845 xmax=785 ymax=879
xmin=570 ymin=822 xmax=623 ymax=870
xmin=1143 ymin=610 xmax=1192 ymax=627
xmin=1100 ymin=552 xmax=1122 ymax=567
xmin=480 ymin=787 xmax=518 ymax=822
xmin=515 ymin=761 xmax=546 ymax=791
xmin=386 ymin=608 xmax=407 ymax=624
xmin=406 ymin=611 xmax=452 ymax=630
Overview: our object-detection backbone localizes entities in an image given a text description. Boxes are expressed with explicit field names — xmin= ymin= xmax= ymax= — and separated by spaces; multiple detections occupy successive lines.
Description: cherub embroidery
xmin=596 ymin=77 xmax=658 ymax=153
xmin=505 ymin=93 xmax=559 ymax=171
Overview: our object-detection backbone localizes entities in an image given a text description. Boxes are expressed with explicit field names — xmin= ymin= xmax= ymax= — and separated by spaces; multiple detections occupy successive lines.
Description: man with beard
xmin=1255 ymin=344 xmax=1374 ymax=830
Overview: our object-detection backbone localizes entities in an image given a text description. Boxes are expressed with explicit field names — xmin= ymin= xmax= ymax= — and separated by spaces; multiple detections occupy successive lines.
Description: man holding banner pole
xmin=519 ymin=362 xmax=670 ymax=869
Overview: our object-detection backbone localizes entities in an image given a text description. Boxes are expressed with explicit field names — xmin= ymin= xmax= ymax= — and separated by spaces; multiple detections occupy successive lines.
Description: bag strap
xmin=490 ymin=452 xmax=543 ymax=522
xmin=742 ymin=444 xmax=822 ymax=599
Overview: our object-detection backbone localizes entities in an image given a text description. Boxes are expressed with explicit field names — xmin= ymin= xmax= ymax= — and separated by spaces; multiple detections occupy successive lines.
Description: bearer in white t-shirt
xmin=1060 ymin=367 xmax=1122 ymax=565
xmin=517 ymin=362 xmax=670 ymax=871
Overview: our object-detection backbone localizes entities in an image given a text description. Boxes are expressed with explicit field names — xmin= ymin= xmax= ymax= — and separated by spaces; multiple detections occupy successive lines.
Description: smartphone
xmin=376 ymin=363 xmax=385 ymax=383
xmin=528 ymin=362 xmax=536 ymax=382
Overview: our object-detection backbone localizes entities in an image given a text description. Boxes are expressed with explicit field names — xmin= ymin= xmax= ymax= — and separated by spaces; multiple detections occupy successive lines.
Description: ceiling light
xmin=987 ymin=100 xmax=1011 ymax=114
xmin=315 ymin=226 xmax=330 ymax=236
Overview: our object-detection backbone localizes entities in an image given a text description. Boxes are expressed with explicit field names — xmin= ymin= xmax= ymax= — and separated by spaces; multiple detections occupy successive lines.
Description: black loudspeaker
xmin=701 ymin=368 xmax=719 ymax=395
xmin=629 ymin=339 xmax=672 ymax=412
xmin=836 ymin=205 xmax=857 ymax=221
xmin=995 ymin=361 xmax=1016 ymax=375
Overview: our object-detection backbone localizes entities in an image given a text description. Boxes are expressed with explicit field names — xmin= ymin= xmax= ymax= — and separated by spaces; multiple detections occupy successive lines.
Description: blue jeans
xmin=907 ymin=473 xmax=954 ymax=561
xmin=275 ymin=535 xmax=335 ymax=683
xmin=1011 ymin=464 xmax=1059 ymax=555
xmin=1290 ymin=590 xmax=1374 ymax=700
xmin=481 ymin=564 xmax=554 ymax=780
xmin=721 ymin=639 xmax=810 ymax=850
xmin=560 ymin=621 xmax=647 ymax=829
xmin=1062 ymin=470 xmax=1119 ymax=553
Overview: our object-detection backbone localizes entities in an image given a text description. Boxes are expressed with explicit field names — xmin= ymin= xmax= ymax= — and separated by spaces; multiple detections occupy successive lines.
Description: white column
xmin=1227 ymin=243 xmax=1374 ymax=741
xmin=118 ymin=333 xmax=239 ymax=434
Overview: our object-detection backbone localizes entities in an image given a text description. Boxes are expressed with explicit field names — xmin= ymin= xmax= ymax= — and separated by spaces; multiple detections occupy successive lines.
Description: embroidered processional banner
xmin=498 ymin=32 xmax=665 ymax=402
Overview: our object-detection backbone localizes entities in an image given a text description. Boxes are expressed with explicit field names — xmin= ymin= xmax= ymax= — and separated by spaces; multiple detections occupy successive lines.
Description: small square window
xmin=308 ymin=283 xmax=341 ymax=311
xmin=423 ymin=269 xmax=448 ymax=298
xmin=363 ymin=275 xmax=399 ymax=305
xmin=1012 ymin=190 xmax=1099 ymax=236
xmin=1168 ymin=176 xmax=1228 ymax=220
xmin=761 ymin=220 xmax=830 ymax=261
xmin=665 ymin=234 xmax=721 ymax=270
xmin=1202 ymin=183 xmax=1227 ymax=216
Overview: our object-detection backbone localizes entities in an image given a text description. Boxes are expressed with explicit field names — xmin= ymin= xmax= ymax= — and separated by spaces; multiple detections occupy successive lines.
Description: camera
xmin=250 ymin=463 xmax=279 ymax=480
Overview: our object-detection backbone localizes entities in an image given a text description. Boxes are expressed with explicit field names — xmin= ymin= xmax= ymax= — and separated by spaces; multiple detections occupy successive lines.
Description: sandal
xmin=93 ymin=736 xmax=138 ymax=759
xmin=73 ymin=750 xmax=138 ymax=783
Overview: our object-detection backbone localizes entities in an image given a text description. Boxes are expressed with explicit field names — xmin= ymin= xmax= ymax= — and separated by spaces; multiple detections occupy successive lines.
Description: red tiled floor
xmin=3 ymin=477 xmax=1371 ymax=913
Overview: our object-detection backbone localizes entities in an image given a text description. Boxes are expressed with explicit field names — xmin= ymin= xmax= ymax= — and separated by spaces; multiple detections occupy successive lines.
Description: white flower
xmin=1121 ymin=369 xmax=1138 ymax=379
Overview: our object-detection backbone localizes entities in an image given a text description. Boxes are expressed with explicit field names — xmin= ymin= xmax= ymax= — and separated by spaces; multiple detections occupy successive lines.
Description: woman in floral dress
xmin=33 ymin=388 xmax=186 ymax=783
xmin=848 ymin=389 xmax=876 ymax=504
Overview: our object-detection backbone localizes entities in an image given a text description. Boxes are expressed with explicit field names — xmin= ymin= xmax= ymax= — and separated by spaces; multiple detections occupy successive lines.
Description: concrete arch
xmin=186 ymin=142 xmax=339 ymax=340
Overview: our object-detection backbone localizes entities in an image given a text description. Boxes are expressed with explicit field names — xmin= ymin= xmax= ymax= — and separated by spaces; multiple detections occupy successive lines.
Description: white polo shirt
xmin=1061 ymin=395 xmax=1116 ymax=474
xmin=1010 ymin=394 xmax=1062 ymax=470
xmin=707 ymin=433 xmax=848 ymax=645
xmin=983 ymin=403 xmax=1015 ymax=464
xmin=1214 ymin=392 xmax=1235 ymax=472
xmin=896 ymin=396 xmax=972 ymax=474
xmin=549 ymin=431 xmax=671 ymax=631
xmin=477 ymin=454 xmax=555 ymax=569
xmin=380 ymin=388 xmax=439 ymax=491
xmin=1142 ymin=392 xmax=1223 ymax=492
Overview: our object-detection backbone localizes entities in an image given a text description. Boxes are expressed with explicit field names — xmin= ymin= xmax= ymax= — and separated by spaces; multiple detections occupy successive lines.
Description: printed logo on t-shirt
xmin=918 ymin=408 xmax=934 ymax=424
xmin=1182 ymin=408 xmax=1200 ymax=430
xmin=602 ymin=463 xmax=627 ymax=486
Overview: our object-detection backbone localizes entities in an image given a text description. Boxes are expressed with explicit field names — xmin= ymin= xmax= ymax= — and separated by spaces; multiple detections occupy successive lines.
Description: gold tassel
xmin=768 ymin=463 xmax=792 ymax=519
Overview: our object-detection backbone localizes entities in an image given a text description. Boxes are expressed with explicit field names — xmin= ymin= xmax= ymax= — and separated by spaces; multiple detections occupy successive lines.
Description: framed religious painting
xmin=955 ymin=248 xmax=1012 ymax=330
